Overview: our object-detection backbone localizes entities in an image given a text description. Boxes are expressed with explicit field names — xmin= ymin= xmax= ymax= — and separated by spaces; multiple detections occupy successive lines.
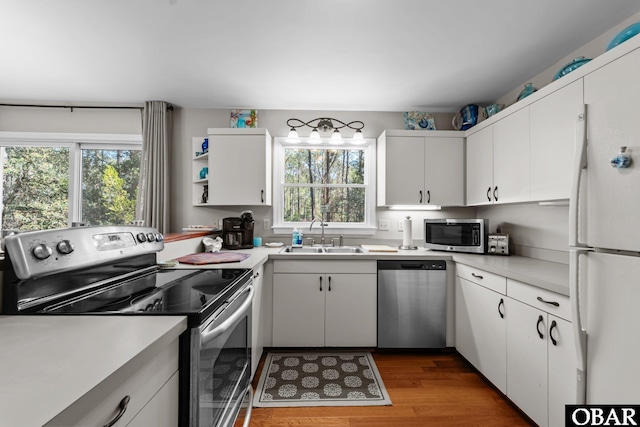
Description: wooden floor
xmin=248 ymin=350 xmax=535 ymax=427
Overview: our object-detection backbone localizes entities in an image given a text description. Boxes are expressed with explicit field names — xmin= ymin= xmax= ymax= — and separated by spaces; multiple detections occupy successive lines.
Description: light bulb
xmin=329 ymin=129 xmax=343 ymax=145
xmin=308 ymin=128 xmax=321 ymax=143
xmin=352 ymin=129 xmax=365 ymax=144
xmin=287 ymin=128 xmax=299 ymax=143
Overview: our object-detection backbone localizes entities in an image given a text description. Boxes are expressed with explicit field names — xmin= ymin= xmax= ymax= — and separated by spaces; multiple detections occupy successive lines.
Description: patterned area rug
xmin=253 ymin=352 xmax=392 ymax=407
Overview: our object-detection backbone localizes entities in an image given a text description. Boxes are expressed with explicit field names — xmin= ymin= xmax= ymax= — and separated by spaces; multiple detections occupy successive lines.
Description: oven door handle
xmin=201 ymin=284 xmax=254 ymax=346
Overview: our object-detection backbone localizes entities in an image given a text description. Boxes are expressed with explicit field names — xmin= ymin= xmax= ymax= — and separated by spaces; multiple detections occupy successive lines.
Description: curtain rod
xmin=0 ymin=103 xmax=174 ymax=111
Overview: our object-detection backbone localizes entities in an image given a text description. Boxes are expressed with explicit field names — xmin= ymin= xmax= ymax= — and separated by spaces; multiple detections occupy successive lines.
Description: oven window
xmin=196 ymin=299 xmax=251 ymax=427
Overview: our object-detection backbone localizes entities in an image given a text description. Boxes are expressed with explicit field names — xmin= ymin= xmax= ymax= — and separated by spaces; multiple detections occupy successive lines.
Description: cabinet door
xmin=493 ymin=107 xmax=530 ymax=203
xmin=127 ymin=372 xmax=179 ymax=427
xmin=383 ymin=136 xmax=425 ymax=205
xmin=209 ymin=132 xmax=271 ymax=205
xmin=530 ymin=80 xmax=583 ymax=201
xmin=272 ymin=273 xmax=325 ymax=347
xmin=506 ymin=297 xmax=548 ymax=427
xmin=424 ymin=137 xmax=464 ymax=206
xmin=465 ymin=126 xmax=494 ymax=205
xmin=548 ymin=315 xmax=577 ymax=427
xmin=324 ymin=273 xmax=377 ymax=347
xmin=455 ymin=276 xmax=507 ymax=393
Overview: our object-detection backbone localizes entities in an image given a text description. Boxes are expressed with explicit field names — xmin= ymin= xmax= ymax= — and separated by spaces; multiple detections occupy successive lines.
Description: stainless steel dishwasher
xmin=377 ymin=260 xmax=447 ymax=348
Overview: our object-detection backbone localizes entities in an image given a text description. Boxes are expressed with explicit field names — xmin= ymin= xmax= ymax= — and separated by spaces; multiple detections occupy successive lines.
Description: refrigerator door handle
xmin=570 ymin=248 xmax=590 ymax=404
xmin=569 ymin=105 xmax=588 ymax=248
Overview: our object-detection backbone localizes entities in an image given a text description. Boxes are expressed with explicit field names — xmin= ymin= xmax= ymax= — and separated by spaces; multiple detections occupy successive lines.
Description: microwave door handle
xmin=201 ymin=285 xmax=254 ymax=346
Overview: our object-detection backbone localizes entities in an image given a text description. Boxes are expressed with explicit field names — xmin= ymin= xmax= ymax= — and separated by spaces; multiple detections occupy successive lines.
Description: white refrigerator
xmin=570 ymin=44 xmax=640 ymax=405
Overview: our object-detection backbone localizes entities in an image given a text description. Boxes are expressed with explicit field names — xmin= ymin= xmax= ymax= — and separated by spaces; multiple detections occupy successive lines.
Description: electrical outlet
xmin=378 ymin=219 xmax=390 ymax=231
xmin=397 ymin=220 xmax=404 ymax=231
xmin=263 ymin=219 xmax=270 ymax=230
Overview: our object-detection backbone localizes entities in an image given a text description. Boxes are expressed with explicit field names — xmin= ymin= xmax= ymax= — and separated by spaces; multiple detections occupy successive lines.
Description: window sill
xmin=271 ymin=226 xmax=377 ymax=236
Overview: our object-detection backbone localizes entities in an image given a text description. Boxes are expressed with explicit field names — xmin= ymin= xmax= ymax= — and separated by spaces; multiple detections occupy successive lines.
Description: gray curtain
xmin=137 ymin=101 xmax=171 ymax=234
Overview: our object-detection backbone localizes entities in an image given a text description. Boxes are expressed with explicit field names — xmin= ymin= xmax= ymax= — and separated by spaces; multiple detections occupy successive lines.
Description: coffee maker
xmin=222 ymin=210 xmax=254 ymax=250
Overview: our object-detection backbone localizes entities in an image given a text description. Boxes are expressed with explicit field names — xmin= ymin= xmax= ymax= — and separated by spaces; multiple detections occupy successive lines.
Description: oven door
xmin=191 ymin=283 xmax=254 ymax=427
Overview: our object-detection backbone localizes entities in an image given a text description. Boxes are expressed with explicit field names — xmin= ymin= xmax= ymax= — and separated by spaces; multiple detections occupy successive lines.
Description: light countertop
xmin=0 ymin=315 xmax=187 ymax=427
xmin=166 ymin=244 xmax=569 ymax=296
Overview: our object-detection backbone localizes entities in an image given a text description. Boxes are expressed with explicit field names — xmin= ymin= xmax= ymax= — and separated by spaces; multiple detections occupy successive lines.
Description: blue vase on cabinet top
xmin=517 ymin=83 xmax=536 ymax=101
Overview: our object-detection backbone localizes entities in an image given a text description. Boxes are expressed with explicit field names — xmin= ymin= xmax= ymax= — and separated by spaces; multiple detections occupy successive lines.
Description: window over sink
xmin=272 ymin=137 xmax=376 ymax=235
xmin=0 ymin=132 xmax=142 ymax=233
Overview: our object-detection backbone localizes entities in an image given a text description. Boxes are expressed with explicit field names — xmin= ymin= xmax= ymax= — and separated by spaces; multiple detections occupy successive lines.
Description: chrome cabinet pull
xmin=536 ymin=315 xmax=544 ymax=339
xmin=537 ymin=296 xmax=560 ymax=307
xmin=103 ymin=395 xmax=130 ymax=427
xmin=549 ymin=320 xmax=558 ymax=346
xmin=498 ymin=298 xmax=505 ymax=319
xmin=471 ymin=273 xmax=484 ymax=279
xmin=319 ymin=276 xmax=323 ymax=292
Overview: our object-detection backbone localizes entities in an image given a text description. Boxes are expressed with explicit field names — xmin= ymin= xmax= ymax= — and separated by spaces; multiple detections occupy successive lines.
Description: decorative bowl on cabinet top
xmin=553 ymin=56 xmax=592 ymax=80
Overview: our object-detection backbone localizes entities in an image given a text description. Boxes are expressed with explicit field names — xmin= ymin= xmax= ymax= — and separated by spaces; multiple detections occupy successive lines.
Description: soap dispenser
xmin=292 ymin=228 xmax=303 ymax=247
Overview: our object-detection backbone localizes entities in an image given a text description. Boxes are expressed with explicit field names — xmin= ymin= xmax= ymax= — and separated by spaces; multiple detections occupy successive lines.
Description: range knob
xmin=154 ymin=233 xmax=164 ymax=242
xmin=56 ymin=240 xmax=75 ymax=255
xmin=136 ymin=233 xmax=147 ymax=243
xmin=146 ymin=233 xmax=155 ymax=242
xmin=32 ymin=243 xmax=53 ymax=260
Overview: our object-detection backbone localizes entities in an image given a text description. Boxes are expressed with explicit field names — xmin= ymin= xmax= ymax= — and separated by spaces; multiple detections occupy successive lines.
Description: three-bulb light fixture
xmin=286 ymin=117 xmax=365 ymax=145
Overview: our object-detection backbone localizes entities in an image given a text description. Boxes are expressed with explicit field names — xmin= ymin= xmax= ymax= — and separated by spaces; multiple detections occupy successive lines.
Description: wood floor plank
xmin=249 ymin=351 xmax=534 ymax=427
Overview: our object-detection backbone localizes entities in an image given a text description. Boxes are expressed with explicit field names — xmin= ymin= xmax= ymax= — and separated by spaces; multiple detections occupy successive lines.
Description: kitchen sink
xmin=323 ymin=246 xmax=366 ymax=254
xmin=280 ymin=246 xmax=325 ymax=253
xmin=280 ymin=246 xmax=367 ymax=254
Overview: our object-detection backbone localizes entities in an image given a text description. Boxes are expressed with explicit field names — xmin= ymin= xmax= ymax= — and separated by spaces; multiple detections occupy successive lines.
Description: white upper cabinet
xmin=466 ymin=126 xmax=494 ymax=205
xmin=493 ymin=107 xmax=530 ymax=204
xmin=377 ymin=130 xmax=464 ymax=206
xmin=530 ymin=79 xmax=583 ymax=201
xmin=206 ymin=128 xmax=272 ymax=206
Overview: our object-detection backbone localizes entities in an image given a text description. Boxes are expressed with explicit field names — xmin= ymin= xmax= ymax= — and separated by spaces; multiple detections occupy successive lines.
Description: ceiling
xmin=3 ymin=0 xmax=640 ymax=112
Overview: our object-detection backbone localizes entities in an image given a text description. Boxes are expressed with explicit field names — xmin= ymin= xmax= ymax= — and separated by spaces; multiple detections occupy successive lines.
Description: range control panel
xmin=5 ymin=226 xmax=164 ymax=280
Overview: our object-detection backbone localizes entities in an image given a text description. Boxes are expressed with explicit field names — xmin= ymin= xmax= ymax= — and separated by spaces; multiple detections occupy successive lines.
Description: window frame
xmin=0 ymin=131 xmax=142 ymax=228
xmin=272 ymin=136 xmax=377 ymax=235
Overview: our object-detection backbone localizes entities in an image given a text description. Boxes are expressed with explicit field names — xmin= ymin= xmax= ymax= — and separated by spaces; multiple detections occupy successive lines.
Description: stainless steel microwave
xmin=424 ymin=218 xmax=488 ymax=254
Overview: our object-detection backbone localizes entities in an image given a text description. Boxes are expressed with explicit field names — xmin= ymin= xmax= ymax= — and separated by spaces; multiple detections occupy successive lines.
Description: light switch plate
xmin=378 ymin=219 xmax=390 ymax=231
xmin=263 ymin=219 xmax=270 ymax=230
xmin=397 ymin=221 xmax=404 ymax=231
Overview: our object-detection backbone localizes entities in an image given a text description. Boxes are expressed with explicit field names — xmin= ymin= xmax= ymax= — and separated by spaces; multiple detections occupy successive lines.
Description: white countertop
xmin=0 ymin=315 xmax=187 ymax=427
xmin=166 ymin=244 xmax=569 ymax=296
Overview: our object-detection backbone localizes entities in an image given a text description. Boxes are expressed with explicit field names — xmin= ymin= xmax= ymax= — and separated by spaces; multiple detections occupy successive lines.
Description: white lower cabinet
xmin=455 ymin=266 xmax=576 ymax=427
xmin=455 ymin=267 xmax=507 ymax=393
xmin=506 ymin=279 xmax=576 ymax=427
xmin=272 ymin=260 xmax=377 ymax=347
xmin=46 ymin=338 xmax=179 ymax=427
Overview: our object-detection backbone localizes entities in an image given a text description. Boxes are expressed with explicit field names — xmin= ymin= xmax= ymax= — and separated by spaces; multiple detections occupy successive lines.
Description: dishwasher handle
xmin=400 ymin=263 xmax=424 ymax=269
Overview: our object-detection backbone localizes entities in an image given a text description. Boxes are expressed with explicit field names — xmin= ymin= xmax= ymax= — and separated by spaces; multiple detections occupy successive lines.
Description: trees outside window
xmin=0 ymin=134 xmax=142 ymax=232
xmin=273 ymin=137 xmax=376 ymax=234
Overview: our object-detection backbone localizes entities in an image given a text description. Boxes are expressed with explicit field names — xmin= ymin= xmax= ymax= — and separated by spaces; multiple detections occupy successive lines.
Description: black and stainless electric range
xmin=1 ymin=225 xmax=254 ymax=427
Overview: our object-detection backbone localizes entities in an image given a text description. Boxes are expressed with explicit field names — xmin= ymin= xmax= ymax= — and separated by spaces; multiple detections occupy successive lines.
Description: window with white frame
xmin=0 ymin=132 xmax=142 ymax=232
xmin=273 ymin=137 xmax=376 ymax=234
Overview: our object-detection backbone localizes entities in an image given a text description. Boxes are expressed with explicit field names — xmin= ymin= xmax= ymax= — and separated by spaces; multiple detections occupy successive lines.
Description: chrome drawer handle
xmin=537 ymin=296 xmax=560 ymax=307
xmin=103 ymin=395 xmax=130 ymax=427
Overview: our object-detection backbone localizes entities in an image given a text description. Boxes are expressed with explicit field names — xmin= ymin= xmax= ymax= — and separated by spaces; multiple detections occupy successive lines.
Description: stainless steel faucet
xmin=309 ymin=218 xmax=326 ymax=246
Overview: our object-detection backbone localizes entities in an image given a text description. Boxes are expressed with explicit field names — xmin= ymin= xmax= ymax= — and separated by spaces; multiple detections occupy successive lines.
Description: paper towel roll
xmin=402 ymin=216 xmax=412 ymax=247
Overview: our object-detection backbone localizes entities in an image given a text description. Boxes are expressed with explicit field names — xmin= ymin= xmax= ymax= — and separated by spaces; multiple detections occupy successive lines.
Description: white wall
xmin=0 ymin=105 xmax=142 ymax=134
xmin=169 ymin=108 xmax=463 ymax=244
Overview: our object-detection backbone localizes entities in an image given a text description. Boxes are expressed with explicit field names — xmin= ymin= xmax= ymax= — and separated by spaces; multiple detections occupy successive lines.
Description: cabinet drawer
xmin=274 ymin=260 xmax=377 ymax=274
xmin=46 ymin=338 xmax=179 ymax=426
xmin=456 ymin=264 xmax=506 ymax=294
xmin=507 ymin=279 xmax=571 ymax=321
